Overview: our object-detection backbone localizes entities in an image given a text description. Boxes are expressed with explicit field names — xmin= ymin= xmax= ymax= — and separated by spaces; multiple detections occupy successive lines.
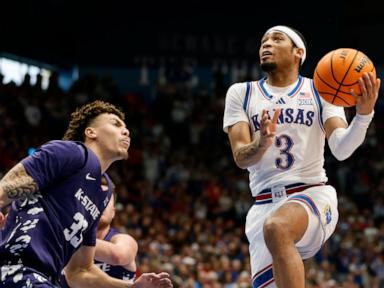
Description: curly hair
xmin=63 ymin=100 xmax=125 ymax=142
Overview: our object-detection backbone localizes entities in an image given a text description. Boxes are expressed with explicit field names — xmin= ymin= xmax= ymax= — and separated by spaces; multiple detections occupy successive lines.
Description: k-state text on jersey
xmin=74 ymin=188 xmax=100 ymax=220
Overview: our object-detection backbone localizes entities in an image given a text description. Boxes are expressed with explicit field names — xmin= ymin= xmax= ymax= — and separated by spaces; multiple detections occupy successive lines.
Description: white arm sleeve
xmin=328 ymin=111 xmax=374 ymax=161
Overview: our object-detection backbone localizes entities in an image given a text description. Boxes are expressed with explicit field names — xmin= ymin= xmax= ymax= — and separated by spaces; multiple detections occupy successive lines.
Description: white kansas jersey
xmin=223 ymin=76 xmax=346 ymax=197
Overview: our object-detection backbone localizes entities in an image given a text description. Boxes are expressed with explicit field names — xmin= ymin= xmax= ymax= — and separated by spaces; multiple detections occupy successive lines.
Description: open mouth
xmin=261 ymin=51 xmax=273 ymax=60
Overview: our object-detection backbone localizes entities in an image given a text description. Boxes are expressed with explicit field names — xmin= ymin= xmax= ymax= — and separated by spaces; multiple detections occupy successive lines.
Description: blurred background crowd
xmin=0 ymin=59 xmax=384 ymax=288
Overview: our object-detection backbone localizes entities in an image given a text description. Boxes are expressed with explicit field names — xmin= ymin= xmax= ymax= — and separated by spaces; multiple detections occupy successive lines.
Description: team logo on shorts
xmin=324 ymin=205 xmax=332 ymax=225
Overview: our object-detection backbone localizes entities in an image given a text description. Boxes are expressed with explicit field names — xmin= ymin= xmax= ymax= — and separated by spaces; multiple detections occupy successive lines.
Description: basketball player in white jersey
xmin=223 ymin=25 xmax=380 ymax=288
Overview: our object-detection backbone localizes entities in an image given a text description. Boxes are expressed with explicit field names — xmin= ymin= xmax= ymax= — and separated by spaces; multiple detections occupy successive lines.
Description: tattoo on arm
xmin=233 ymin=138 xmax=267 ymax=169
xmin=1 ymin=163 xmax=39 ymax=201
xmin=235 ymin=141 xmax=260 ymax=160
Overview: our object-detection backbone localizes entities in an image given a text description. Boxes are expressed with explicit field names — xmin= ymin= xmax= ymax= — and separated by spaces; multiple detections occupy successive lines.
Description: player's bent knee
xmin=263 ymin=217 xmax=291 ymax=250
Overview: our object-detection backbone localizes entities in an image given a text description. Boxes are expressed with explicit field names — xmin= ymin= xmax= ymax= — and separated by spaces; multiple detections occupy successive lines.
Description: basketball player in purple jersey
xmin=0 ymin=100 xmax=172 ymax=287
xmin=223 ymin=26 xmax=380 ymax=287
xmin=60 ymin=178 xmax=138 ymax=287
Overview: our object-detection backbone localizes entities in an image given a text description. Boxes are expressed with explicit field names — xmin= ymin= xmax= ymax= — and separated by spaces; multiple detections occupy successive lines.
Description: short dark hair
xmin=63 ymin=100 xmax=125 ymax=142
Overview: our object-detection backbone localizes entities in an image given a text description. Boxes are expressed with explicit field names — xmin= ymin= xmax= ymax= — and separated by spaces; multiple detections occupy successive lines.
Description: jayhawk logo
xmin=324 ymin=205 xmax=332 ymax=225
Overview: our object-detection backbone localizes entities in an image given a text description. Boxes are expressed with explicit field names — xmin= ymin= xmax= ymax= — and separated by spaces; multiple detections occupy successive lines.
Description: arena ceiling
xmin=1 ymin=0 xmax=383 ymax=67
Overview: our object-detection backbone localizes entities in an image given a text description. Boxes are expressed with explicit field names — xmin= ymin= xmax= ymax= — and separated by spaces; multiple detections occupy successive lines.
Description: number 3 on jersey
xmin=275 ymin=134 xmax=294 ymax=170
xmin=64 ymin=212 xmax=88 ymax=248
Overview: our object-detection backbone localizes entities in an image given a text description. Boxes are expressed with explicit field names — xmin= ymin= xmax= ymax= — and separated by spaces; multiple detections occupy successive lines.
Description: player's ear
xmin=295 ymin=47 xmax=304 ymax=62
xmin=85 ymin=127 xmax=97 ymax=139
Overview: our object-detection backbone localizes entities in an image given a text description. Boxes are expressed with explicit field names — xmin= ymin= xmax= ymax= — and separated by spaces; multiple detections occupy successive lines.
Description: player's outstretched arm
xmin=95 ymin=233 xmax=138 ymax=266
xmin=325 ymin=72 xmax=381 ymax=161
xmin=0 ymin=163 xmax=39 ymax=208
xmin=228 ymin=109 xmax=281 ymax=169
xmin=65 ymin=245 xmax=172 ymax=288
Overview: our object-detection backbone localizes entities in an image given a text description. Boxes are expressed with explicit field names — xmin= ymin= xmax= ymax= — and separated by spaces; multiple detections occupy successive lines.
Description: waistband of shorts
xmin=254 ymin=182 xmax=325 ymax=205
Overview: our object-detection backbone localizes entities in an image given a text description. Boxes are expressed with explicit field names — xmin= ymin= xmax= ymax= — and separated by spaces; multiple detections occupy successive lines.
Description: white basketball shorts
xmin=245 ymin=185 xmax=338 ymax=288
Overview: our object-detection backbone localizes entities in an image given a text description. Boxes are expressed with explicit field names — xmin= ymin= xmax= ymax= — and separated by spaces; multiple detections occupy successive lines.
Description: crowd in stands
xmin=1 ymin=63 xmax=384 ymax=288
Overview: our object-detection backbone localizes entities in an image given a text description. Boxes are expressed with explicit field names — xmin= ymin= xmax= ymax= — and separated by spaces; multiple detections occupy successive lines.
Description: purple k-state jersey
xmin=0 ymin=140 xmax=112 ymax=282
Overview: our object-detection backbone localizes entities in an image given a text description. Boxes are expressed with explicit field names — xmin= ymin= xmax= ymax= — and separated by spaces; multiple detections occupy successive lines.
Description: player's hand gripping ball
xmin=313 ymin=48 xmax=376 ymax=107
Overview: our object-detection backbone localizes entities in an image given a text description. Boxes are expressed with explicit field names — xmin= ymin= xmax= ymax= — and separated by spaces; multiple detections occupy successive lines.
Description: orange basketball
xmin=313 ymin=48 xmax=376 ymax=107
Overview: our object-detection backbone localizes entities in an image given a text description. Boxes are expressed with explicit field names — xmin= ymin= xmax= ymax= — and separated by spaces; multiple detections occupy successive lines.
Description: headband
xmin=265 ymin=25 xmax=306 ymax=64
